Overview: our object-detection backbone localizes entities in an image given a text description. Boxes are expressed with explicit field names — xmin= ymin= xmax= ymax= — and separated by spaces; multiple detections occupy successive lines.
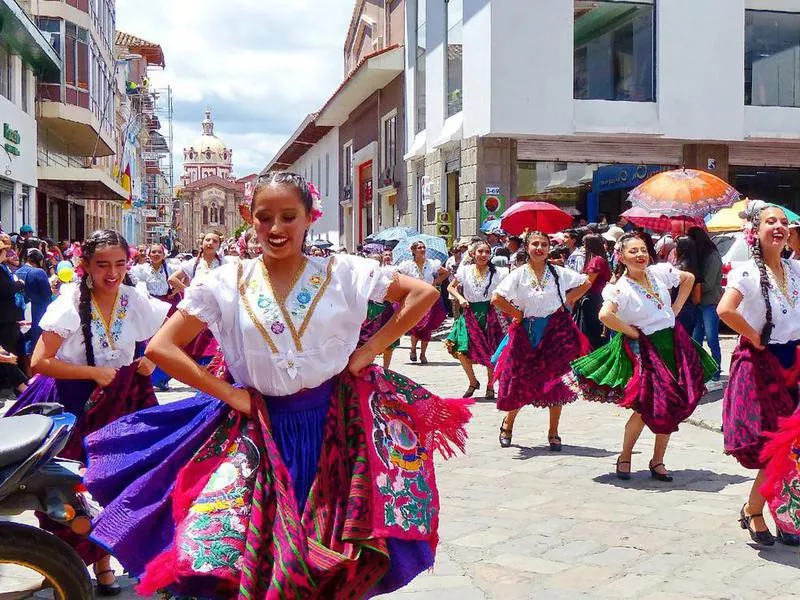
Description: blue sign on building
xmin=587 ymin=164 xmax=669 ymax=221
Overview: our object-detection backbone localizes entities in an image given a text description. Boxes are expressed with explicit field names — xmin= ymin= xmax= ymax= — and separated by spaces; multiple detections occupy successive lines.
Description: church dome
xmin=185 ymin=110 xmax=231 ymax=163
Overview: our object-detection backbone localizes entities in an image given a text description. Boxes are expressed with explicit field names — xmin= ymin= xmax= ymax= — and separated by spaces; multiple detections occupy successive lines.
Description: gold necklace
xmin=768 ymin=261 xmax=793 ymax=305
xmin=526 ymin=264 xmax=548 ymax=290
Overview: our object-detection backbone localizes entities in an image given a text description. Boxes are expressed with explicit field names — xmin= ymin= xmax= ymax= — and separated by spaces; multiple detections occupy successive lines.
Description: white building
xmin=262 ymin=113 xmax=341 ymax=247
xmin=403 ymin=0 xmax=800 ymax=235
xmin=0 ymin=0 xmax=60 ymax=233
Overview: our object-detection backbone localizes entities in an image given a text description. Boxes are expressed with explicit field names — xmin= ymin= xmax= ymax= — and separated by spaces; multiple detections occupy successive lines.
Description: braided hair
xmin=470 ymin=241 xmax=497 ymax=297
xmin=251 ymin=171 xmax=316 ymax=255
xmin=746 ymin=206 xmax=775 ymax=346
xmin=192 ymin=230 xmax=223 ymax=278
xmin=612 ymin=233 xmax=644 ymax=281
xmin=524 ymin=230 xmax=566 ymax=308
xmin=79 ymin=230 xmax=134 ymax=367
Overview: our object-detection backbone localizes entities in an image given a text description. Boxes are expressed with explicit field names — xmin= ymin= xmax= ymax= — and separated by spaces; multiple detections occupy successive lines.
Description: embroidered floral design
xmin=277 ymin=350 xmax=299 ymax=379
xmin=297 ymin=290 xmax=312 ymax=305
xmin=309 ymin=274 xmax=322 ymax=287
xmin=270 ymin=321 xmax=285 ymax=335
xmin=627 ymin=273 xmax=665 ymax=311
xmin=91 ymin=292 xmax=128 ymax=356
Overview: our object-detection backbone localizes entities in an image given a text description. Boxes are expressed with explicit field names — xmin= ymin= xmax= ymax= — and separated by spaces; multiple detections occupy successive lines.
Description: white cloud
xmin=116 ymin=0 xmax=356 ymax=177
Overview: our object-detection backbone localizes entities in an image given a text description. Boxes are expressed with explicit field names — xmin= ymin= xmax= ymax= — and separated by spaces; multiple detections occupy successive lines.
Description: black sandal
xmin=94 ymin=569 xmax=122 ymax=597
xmin=648 ymin=461 xmax=673 ymax=482
xmin=499 ymin=421 xmax=513 ymax=448
xmin=739 ymin=504 xmax=775 ymax=546
xmin=615 ymin=458 xmax=631 ymax=481
xmin=420 ymin=355 xmax=428 ymax=365
xmin=463 ymin=382 xmax=480 ymax=398
xmin=410 ymin=350 xmax=417 ymax=362
xmin=548 ymin=435 xmax=562 ymax=452
xmin=485 ymin=387 xmax=495 ymax=400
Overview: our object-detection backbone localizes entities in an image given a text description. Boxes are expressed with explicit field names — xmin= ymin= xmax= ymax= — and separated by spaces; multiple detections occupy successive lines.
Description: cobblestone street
xmin=2 ymin=333 xmax=798 ymax=599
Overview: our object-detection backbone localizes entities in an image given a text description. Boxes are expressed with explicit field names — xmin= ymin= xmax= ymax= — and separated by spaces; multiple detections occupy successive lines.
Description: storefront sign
xmin=593 ymin=164 xmax=667 ymax=194
xmin=486 ymin=186 xmax=501 ymax=195
xmin=0 ymin=97 xmax=36 ymax=186
xmin=3 ymin=123 xmax=21 ymax=156
xmin=479 ymin=194 xmax=506 ymax=226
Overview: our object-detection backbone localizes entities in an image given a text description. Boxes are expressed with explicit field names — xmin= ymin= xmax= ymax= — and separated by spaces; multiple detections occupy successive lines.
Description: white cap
xmin=602 ymin=226 xmax=625 ymax=243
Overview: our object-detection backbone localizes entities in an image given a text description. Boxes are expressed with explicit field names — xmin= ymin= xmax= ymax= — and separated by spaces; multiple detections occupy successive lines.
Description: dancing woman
xmin=717 ymin=203 xmax=800 ymax=547
xmin=397 ymin=241 xmax=449 ymax=363
xmin=359 ymin=250 xmax=401 ymax=369
xmin=491 ymin=231 xmax=591 ymax=449
xmin=7 ymin=229 xmax=170 ymax=595
xmin=81 ymin=172 xmax=472 ymax=598
xmin=445 ymin=240 xmax=509 ymax=398
xmin=573 ymin=233 xmax=612 ymax=349
xmin=168 ymin=231 xmax=224 ymax=366
xmin=567 ymin=233 xmax=716 ymax=482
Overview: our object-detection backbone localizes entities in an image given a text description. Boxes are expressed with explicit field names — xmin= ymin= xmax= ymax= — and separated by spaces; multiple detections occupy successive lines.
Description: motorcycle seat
xmin=0 ymin=415 xmax=53 ymax=469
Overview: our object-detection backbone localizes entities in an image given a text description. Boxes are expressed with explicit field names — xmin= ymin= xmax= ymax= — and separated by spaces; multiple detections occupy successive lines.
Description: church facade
xmin=177 ymin=110 xmax=245 ymax=250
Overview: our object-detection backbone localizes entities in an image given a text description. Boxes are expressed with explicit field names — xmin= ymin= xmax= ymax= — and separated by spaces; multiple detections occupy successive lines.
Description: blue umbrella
xmin=480 ymin=219 xmax=502 ymax=234
xmin=367 ymin=226 xmax=418 ymax=243
xmin=308 ymin=239 xmax=333 ymax=248
xmin=392 ymin=234 xmax=449 ymax=264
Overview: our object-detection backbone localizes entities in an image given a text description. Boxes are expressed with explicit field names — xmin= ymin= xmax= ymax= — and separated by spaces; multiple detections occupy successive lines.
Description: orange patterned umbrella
xmin=627 ymin=169 xmax=741 ymax=218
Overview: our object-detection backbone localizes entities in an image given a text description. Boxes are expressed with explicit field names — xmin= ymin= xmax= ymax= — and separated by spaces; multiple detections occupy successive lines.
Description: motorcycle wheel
xmin=0 ymin=522 xmax=93 ymax=600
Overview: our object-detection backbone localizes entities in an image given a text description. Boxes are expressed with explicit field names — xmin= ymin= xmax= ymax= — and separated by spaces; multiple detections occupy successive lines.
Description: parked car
xmin=712 ymin=231 xmax=750 ymax=287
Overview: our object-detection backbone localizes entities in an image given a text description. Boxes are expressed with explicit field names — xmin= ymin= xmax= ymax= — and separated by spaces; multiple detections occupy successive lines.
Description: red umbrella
xmin=500 ymin=201 xmax=574 ymax=235
xmin=621 ymin=207 xmax=705 ymax=234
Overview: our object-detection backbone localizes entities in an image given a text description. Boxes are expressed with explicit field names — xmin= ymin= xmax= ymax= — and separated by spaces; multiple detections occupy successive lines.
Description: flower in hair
xmin=307 ymin=182 xmax=323 ymax=223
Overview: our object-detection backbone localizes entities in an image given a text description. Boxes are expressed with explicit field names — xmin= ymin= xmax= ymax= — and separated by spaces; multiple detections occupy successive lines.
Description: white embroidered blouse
xmin=455 ymin=264 xmax=509 ymax=303
xmin=494 ymin=264 xmax=587 ymax=318
xmin=38 ymin=283 xmax=171 ymax=367
xmin=727 ymin=258 xmax=800 ymax=344
xmin=397 ymin=259 xmax=442 ymax=285
xmin=178 ymin=255 xmax=395 ymax=396
xmin=179 ymin=256 xmax=225 ymax=282
xmin=601 ymin=262 xmax=681 ymax=336
xmin=130 ymin=262 xmax=175 ymax=297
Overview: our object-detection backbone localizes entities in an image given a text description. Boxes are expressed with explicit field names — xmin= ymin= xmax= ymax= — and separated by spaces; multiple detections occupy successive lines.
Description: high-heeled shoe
xmin=463 ymin=382 xmax=480 ymax=398
xmin=615 ymin=457 xmax=631 ymax=481
xmin=499 ymin=421 xmax=513 ymax=448
xmin=648 ymin=461 xmax=673 ymax=482
xmin=548 ymin=435 xmax=562 ymax=452
xmin=485 ymin=387 xmax=495 ymax=400
xmin=94 ymin=569 xmax=122 ymax=597
xmin=739 ymin=504 xmax=775 ymax=546
xmin=409 ymin=350 xmax=417 ymax=362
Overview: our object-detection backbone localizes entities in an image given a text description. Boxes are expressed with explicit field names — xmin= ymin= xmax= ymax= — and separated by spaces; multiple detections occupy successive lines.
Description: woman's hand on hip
xmin=348 ymin=346 xmax=376 ymax=377
xmin=92 ymin=366 xmax=118 ymax=387
xmin=136 ymin=357 xmax=156 ymax=376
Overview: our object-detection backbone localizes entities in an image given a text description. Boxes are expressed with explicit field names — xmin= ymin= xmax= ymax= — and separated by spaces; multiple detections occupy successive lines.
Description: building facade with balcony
xmin=264 ymin=0 xmax=406 ymax=252
xmin=25 ymin=0 xmax=127 ymax=242
xmin=402 ymin=0 xmax=800 ymax=237
xmin=0 ymin=0 xmax=60 ymax=234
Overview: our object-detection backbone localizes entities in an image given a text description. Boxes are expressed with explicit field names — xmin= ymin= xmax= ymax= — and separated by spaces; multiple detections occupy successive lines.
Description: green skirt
xmin=445 ymin=301 xmax=490 ymax=356
xmin=571 ymin=328 xmax=717 ymax=390
xmin=366 ymin=301 xmax=400 ymax=350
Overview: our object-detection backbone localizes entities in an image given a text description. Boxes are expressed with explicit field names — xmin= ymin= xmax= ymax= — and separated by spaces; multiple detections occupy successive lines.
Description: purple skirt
xmin=85 ymin=379 xmax=432 ymax=595
xmin=723 ymin=340 xmax=800 ymax=469
xmin=409 ymin=299 xmax=447 ymax=342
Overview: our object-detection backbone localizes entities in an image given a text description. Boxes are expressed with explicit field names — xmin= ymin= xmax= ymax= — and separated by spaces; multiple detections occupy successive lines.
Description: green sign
xmin=479 ymin=194 xmax=506 ymax=227
xmin=3 ymin=123 xmax=21 ymax=157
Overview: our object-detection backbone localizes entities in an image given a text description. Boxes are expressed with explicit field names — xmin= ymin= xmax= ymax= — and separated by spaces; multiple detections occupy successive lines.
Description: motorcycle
xmin=0 ymin=403 xmax=94 ymax=599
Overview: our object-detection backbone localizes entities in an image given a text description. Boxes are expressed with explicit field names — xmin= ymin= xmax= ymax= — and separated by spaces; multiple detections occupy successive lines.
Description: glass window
xmin=383 ymin=113 xmax=397 ymax=170
xmin=415 ymin=0 xmax=427 ymax=133
xmin=325 ymin=152 xmax=330 ymax=196
xmin=317 ymin=158 xmax=322 ymax=188
xmin=21 ymin=65 xmax=28 ymax=112
xmin=446 ymin=0 xmax=463 ymax=116
xmin=746 ymin=10 xmax=800 ymax=107
xmin=37 ymin=18 xmax=62 ymax=57
xmin=574 ymin=1 xmax=655 ymax=102
xmin=0 ymin=45 xmax=10 ymax=101
xmin=343 ymin=143 xmax=353 ymax=188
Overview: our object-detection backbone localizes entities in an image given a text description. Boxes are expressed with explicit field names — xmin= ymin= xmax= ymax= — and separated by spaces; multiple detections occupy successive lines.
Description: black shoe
xmin=739 ymin=504 xmax=776 ymax=546
xmin=648 ymin=462 xmax=673 ymax=482
xmin=548 ymin=435 xmax=562 ymax=452
xmin=777 ymin=528 xmax=800 ymax=546
xmin=463 ymin=382 xmax=480 ymax=398
xmin=615 ymin=458 xmax=631 ymax=481
xmin=94 ymin=569 xmax=122 ymax=597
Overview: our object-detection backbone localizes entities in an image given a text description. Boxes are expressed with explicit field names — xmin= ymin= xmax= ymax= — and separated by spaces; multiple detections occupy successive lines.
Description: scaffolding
xmin=137 ymin=86 xmax=173 ymax=247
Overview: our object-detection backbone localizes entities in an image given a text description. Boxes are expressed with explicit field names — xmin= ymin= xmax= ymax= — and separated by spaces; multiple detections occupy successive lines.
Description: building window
xmin=574 ymin=1 xmax=655 ymax=102
xmin=415 ymin=0 xmax=427 ymax=133
xmin=20 ymin=65 xmax=29 ymax=112
xmin=746 ymin=10 xmax=800 ymax=107
xmin=382 ymin=111 xmax=397 ymax=174
xmin=0 ymin=45 xmax=12 ymax=101
xmin=446 ymin=0 xmax=463 ymax=116
xmin=317 ymin=158 xmax=322 ymax=189
xmin=325 ymin=152 xmax=330 ymax=196
xmin=343 ymin=141 xmax=354 ymax=192
xmin=64 ymin=22 xmax=90 ymax=108
xmin=310 ymin=163 xmax=314 ymax=185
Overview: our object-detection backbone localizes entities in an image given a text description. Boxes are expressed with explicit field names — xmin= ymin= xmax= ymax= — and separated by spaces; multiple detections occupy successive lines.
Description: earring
xmin=86 ymin=274 xmax=93 ymax=289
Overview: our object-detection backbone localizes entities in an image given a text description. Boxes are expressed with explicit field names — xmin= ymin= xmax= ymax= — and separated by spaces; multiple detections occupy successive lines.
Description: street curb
xmin=686 ymin=417 xmax=722 ymax=434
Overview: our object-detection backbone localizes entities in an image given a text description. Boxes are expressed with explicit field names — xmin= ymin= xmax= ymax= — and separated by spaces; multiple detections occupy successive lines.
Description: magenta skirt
xmin=409 ymin=299 xmax=447 ymax=342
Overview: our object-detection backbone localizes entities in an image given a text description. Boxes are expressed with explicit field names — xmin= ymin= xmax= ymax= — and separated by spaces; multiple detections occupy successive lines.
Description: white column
xmin=424 ymin=0 xmax=447 ymax=149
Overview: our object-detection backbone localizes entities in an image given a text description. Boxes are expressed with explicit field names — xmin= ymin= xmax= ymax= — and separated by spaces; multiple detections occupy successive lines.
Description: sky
xmin=116 ymin=0 xmax=356 ymax=179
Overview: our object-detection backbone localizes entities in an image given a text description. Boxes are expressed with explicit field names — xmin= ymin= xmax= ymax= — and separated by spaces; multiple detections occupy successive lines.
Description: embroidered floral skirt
xmin=445 ymin=302 xmax=506 ymax=367
xmin=723 ymin=340 xmax=800 ymax=470
xmin=408 ymin=299 xmax=447 ymax=342
xmin=493 ymin=310 xmax=591 ymax=411
xmin=83 ymin=366 xmax=472 ymax=599
xmin=565 ymin=327 xmax=717 ymax=434
xmin=360 ymin=301 xmax=401 ymax=350
xmin=6 ymin=365 xmax=157 ymax=565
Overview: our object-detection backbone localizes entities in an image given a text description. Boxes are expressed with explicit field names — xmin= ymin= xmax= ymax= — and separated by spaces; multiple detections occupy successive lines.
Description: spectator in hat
xmin=602 ymin=226 xmax=626 ymax=271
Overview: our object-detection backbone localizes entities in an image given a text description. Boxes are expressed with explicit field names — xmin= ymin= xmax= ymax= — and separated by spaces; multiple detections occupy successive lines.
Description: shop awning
xmin=316 ymin=45 xmax=404 ymax=127
xmin=38 ymin=166 xmax=129 ymax=201
xmin=0 ymin=0 xmax=60 ymax=83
